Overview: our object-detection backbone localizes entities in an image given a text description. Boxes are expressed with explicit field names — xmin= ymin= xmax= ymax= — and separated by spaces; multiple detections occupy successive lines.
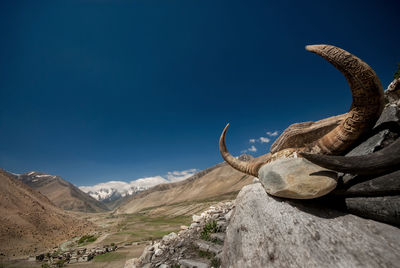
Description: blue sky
xmin=0 ymin=0 xmax=399 ymax=186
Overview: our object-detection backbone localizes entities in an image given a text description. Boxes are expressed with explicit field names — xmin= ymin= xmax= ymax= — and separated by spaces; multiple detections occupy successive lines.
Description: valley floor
xmin=1 ymin=197 xmax=234 ymax=268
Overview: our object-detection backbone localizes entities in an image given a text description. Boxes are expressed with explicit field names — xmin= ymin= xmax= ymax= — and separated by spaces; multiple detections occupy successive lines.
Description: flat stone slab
xmin=258 ymin=157 xmax=337 ymax=199
xmin=222 ymin=183 xmax=400 ymax=268
xmin=179 ymin=259 xmax=209 ymax=268
xmin=193 ymin=240 xmax=223 ymax=255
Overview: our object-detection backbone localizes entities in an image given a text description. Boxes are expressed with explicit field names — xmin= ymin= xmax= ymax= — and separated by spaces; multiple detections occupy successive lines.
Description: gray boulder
xmin=222 ymin=183 xmax=400 ymax=268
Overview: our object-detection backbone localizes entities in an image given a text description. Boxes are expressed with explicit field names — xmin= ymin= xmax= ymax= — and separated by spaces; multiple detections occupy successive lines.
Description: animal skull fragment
xmin=219 ymin=44 xmax=384 ymax=199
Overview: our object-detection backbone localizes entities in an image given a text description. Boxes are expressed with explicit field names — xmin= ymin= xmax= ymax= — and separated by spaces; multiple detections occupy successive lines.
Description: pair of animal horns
xmin=220 ymin=44 xmax=384 ymax=177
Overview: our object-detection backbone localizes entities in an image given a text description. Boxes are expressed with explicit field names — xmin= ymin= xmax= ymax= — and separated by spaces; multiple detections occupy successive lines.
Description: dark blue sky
xmin=0 ymin=0 xmax=399 ymax=186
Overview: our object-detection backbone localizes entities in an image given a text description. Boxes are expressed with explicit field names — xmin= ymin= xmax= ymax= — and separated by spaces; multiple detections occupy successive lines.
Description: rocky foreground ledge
xmin=223 ymin=183 xmax=400 ymax=267
xmin=125 ymin=202 xmax=235 ymax=268
xmin=125 ymin=182 xmax=400 ymax=268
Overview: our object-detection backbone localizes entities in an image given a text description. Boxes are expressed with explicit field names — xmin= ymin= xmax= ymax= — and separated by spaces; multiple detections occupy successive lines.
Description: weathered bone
xmin=301 ymin=138 xmax=400 ymax=175
xmin=271 ymin=113 xmax=346 ymax=153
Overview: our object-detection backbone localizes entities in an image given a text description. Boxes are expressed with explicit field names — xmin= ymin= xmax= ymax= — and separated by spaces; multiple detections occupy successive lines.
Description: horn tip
xmin=223 ymin=123 xmax=230 ymax=131
xmin=305 ymin=44 xmax=329 ymax=52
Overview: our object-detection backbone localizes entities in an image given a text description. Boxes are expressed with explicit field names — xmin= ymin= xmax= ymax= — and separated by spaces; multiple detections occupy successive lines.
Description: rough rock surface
xmin=324 ymin=83 xmax=400 ymax=225
xmin=222 ymin=183 xmax=400 ymax=268
xmin=386 ymin=78 xmax=400 ymax=104
xmin=125 ymin=202 xmax=234 ymax=268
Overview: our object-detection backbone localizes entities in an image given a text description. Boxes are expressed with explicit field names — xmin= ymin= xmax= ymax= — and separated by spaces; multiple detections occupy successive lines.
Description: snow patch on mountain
xmin=79 ymin=169 xmax=197 ymax=201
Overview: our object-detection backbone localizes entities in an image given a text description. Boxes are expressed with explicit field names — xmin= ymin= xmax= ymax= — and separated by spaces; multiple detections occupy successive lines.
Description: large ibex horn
xmin=307 ymin=45 xmax=384 ymax=154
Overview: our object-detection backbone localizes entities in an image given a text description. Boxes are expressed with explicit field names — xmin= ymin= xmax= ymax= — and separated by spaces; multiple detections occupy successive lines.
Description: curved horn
xmin=306 ymin=45 xmax=384 ymax=154
xmin=301 ymin=138 xmax=400 ymax=175
xmin=219 ymin=123 xmax=267 ymax=177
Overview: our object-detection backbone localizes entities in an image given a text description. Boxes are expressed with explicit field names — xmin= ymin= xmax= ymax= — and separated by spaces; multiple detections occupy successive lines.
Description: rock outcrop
xmin=222 ymin=183 xmax=400 ymax=268
xmin=321 ymin=79 xmax=400 ymax=226
xmin=35 ymin=244 xmax=118 ymax=266
xmin=125 ymin=202 xmax=234 ymax=268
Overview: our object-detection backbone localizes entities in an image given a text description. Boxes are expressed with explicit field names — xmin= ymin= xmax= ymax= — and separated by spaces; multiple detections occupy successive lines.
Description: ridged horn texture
xmin=219 ymin=123 xmax=269 ymax=177
xmin=306 ymin=45 xmax=384 ymax=155
xmin=300 ymin=138 xmax=400 ymax=175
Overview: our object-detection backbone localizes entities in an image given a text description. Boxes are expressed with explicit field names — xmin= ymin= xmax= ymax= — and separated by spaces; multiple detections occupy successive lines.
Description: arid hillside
xmin=115 ymin=157 xmax=254 ymax=216
xmin=0 ymin=170 xmax=94 ymax=259
xmin=19 ymin=171 xmax=109 ymax=213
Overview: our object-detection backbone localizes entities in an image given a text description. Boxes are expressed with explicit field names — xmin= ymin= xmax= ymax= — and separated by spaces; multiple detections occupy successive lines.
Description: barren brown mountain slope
xmin=115 ymin=158 xmax=254 ymax=216
xmin=19 ymin=171 xmax=108 ymax=213
xmin=0 ymin=170 xmax=94 ymax=259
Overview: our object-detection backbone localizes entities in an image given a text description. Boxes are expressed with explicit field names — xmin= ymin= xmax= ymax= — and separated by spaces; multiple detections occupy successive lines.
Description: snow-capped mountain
xmin=79 ymin=169 xmax=197 ymax=202
xmin=17 ymin=171 xmax=109 ymax=212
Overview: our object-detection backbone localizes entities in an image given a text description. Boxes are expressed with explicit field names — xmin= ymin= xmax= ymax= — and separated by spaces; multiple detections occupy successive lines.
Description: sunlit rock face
xmin=221 ymin=183 xmax=400 ymax=268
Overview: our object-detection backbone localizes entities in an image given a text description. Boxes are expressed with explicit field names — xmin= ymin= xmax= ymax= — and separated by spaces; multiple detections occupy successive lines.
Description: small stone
xmin=194 ymin=240 xmax=223 ymax=255
xmin=69 ymin=257 xmax=77 ymax=264
xmin=224 ymin=210 xmax=233 ymax=222
xmin=192 ymin=215 xmax=202 ymax=222
xmin=179 ymin=259 xmax=209 ymax=268
xmin=141 ymin=249 xmax=153 ymax=263
xmin=163 ymin=232 xmax=178 ymax=243
xmin=190 ymin=222 xmax=199 ymax=229
xmin=253 ymin=177 xmax=260 ymax=184
xmin=154 ymin=248 xmax=163 ymax=257
xmin=210 ymin=232 xmax=225 ymax=242
xmin=216 ymin=220 xmax=227 ymax=232
xmin=180 ymin=225 xmax=188 ymax=230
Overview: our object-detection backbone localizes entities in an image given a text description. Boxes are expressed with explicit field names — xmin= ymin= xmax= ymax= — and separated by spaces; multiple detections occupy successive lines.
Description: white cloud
xmin=130 ymin=176 xmax=168 ymax=188
xmin=249 ymin=139 xmax=256 ymax=143
xmin=259 ymin=137 xmax=270 ymax=143
xmin=266 ymin=131 xmax=279 ymax=137
xmin=166 ymin=168 xmax=198 ymax=182
xmin=248 ymin=145 xmax=257 ymax=152
xmin=241 ymin=146 xmax=257 ymax=154
xmin=79 ymin=169 xmax=198 ymax=200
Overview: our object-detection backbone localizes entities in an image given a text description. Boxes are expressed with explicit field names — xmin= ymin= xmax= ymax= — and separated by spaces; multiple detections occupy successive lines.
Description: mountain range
xmin=79 ymin=169 xmax=198 ymax=209
xmin=0 ymin=155 xmax=252 ymax=259
xmin=115 ymin=155 xmax=254 ymax=216
xmin=0 ymin=169 xmax=94 ymax=258
xmin=17 ymin=171 xmax=109 ymax=213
